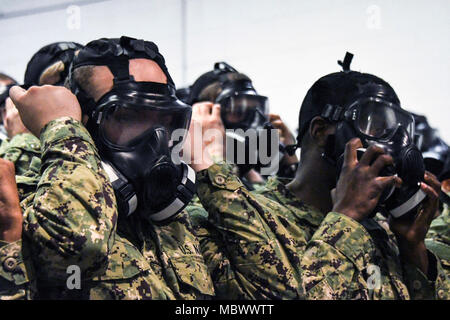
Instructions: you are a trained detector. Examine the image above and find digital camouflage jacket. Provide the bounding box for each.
[301,211,449,300]
[4,117,214,300]
[191,162,326,299]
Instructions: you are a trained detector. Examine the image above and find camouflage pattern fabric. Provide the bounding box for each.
[426,193,450,284]
[0,133,41,200]
[301,211,449,300]
[20,117,213,300]
[0,240,36,300]
[0,132,41,177]
[193,162,326,299]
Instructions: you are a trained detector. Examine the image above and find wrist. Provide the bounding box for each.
[398,240,429,274]
[0,214,22,243]
[332,203,364,222]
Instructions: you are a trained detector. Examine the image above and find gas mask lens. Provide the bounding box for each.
[100,105,191,147]
[221,94,268,127]
[351,98,414,140]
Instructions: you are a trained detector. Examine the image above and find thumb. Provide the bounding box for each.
[8,86,26,107]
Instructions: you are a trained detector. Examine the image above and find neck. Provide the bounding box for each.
[286,153,335,215]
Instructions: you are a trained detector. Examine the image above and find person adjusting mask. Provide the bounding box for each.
[68,36,196,222]
[188,62,285,178]
[297,52,426,220]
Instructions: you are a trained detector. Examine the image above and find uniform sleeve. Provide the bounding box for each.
[426,199,450,281]
[0,133,41,201]
[22,117,118,285]
[187,202,252,299]
[0,133,41,177]
[301,212,378,299]
[402,249,450,300]
[195,162,302,299]
[0,240,35,300]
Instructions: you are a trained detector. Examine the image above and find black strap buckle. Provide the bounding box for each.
[321,104,343,121]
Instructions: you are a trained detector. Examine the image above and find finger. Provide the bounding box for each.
[420,181,439,200]
[4,98,15,113]
[8,86,26,106]
[343,138,362,169]
[330,188,337,205]
[377,175,402,191]
[370,153,394,176]
[198,102,213,115]
[211,103,221,118]
[424,171,441,193]
[269,114,281,122]
[270,120,284,129]
[359,145,386,166]
[192,102,204,117]
[416,182,439,225]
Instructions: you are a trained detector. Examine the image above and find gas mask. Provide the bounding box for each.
[207,62,282,176]
[323,84,426,220]
[413,112,449,178]
[69,37,196,222]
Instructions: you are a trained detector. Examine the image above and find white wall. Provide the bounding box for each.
[1,0,449,142]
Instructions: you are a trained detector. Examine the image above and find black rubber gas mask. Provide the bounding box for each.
[69,37,196,222]
[94,82,195,222]
[324,89,426,220]
[209,63,281,176]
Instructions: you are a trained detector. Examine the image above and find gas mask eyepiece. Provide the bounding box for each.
[330,95,426,220]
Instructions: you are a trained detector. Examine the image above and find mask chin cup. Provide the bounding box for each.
[148,162,196,222]
[102,161,196,222]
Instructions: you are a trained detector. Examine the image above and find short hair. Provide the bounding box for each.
[72,65,96,99]
[197,72,251,102]
[0,72,17,84]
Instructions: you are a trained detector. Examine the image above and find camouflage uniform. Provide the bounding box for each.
[426,193,450,282]
[0,133,41,177]
[0,134,40,299]
[20,117,214,299]
[192,162,326,299]
[301,211,449,299]
[0,133,41,201]
[0,240,35,300]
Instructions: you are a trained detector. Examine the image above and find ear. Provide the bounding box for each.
[309,116,335,147]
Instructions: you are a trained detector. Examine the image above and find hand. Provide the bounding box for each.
[9,85,82,137]
[184,102,225,172]
[0,158,22,242]
[269,113,299,165]
[389,171,441,275]
[332,138,402,222]
[3,97,30,138]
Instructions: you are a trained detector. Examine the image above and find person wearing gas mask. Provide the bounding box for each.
[0,42,83,200]
[188,62,297,189]
[297,56,448,299]
[183,67,333,299]
[0,157,35,300]
[413,113,450,279]
[9,36,214,299]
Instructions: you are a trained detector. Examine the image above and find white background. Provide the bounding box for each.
[0,0,449,142]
